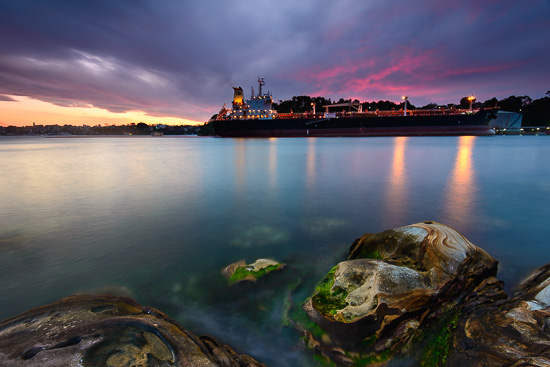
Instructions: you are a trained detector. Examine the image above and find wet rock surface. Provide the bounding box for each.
[0,295,265,367]
[300,221,505,365]
[448,263,550,367]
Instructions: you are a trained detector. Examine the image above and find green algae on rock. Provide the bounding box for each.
[311,266,350,319]
[0,295,265,367]
[222,258,285,285]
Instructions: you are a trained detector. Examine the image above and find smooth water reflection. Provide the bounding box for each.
[1,136,550,366]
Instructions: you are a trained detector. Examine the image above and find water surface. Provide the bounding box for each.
[1,135,549,366]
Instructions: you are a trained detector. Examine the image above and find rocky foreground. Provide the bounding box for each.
[294,221,550,366]
[0,295,264,367]
[1,221,550,366]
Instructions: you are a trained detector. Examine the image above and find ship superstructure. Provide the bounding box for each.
[216,77,277,121]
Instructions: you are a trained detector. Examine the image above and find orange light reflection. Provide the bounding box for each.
[384,137,408,226]
[444,136,477,229]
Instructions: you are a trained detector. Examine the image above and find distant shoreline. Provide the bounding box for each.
[0,134,205,138]
[44,135,203,138]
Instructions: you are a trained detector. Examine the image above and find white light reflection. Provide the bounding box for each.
[306,138,317,189]
[234,139,247,196]
[268,138,278,190]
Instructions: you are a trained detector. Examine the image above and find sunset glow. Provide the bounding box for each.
[0,96,201,127]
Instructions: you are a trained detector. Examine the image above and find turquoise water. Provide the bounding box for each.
[1,135,549,365]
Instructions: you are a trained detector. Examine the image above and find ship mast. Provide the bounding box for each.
[258,77,265,96]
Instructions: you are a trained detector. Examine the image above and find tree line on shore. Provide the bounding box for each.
[272,91,550,125]
[0,122,200,136]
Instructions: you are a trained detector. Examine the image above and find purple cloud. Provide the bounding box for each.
[0,0,548,122]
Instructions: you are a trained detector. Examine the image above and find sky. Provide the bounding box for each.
[1,0,549,127]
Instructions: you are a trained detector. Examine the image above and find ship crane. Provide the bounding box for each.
[323,100,363,113]
[216,103,229,120]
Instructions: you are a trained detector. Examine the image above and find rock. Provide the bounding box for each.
[0,295,265,367]
[301,221,502,365]
[222,259,285,285]
[448,263,550,367]
[348,221,498,288]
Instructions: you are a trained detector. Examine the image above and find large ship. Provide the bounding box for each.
[211,78,497,137]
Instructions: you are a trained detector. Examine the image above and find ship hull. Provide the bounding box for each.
[212,110,496,137]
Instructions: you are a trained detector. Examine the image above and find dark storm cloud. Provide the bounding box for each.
[0,0,549,121]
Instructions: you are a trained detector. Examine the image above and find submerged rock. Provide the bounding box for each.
[229,226,289,248]
[222,259,285,285]
[302,217,348,237]
[0,295,265,367]
[301,221,503,365]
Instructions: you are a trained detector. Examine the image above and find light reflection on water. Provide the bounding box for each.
[1,135,550,366]
[443,136,477,230]
[384,136,408,226]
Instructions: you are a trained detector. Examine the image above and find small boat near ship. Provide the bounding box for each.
[211,78,498,137]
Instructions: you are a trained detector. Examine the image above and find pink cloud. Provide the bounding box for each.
[293,47,438,99]
[441,62,525,78]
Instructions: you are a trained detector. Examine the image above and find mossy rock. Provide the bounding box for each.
[311,265,350,319]
[222,259,285,285]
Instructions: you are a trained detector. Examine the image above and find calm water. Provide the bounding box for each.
[1,135,549,365]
